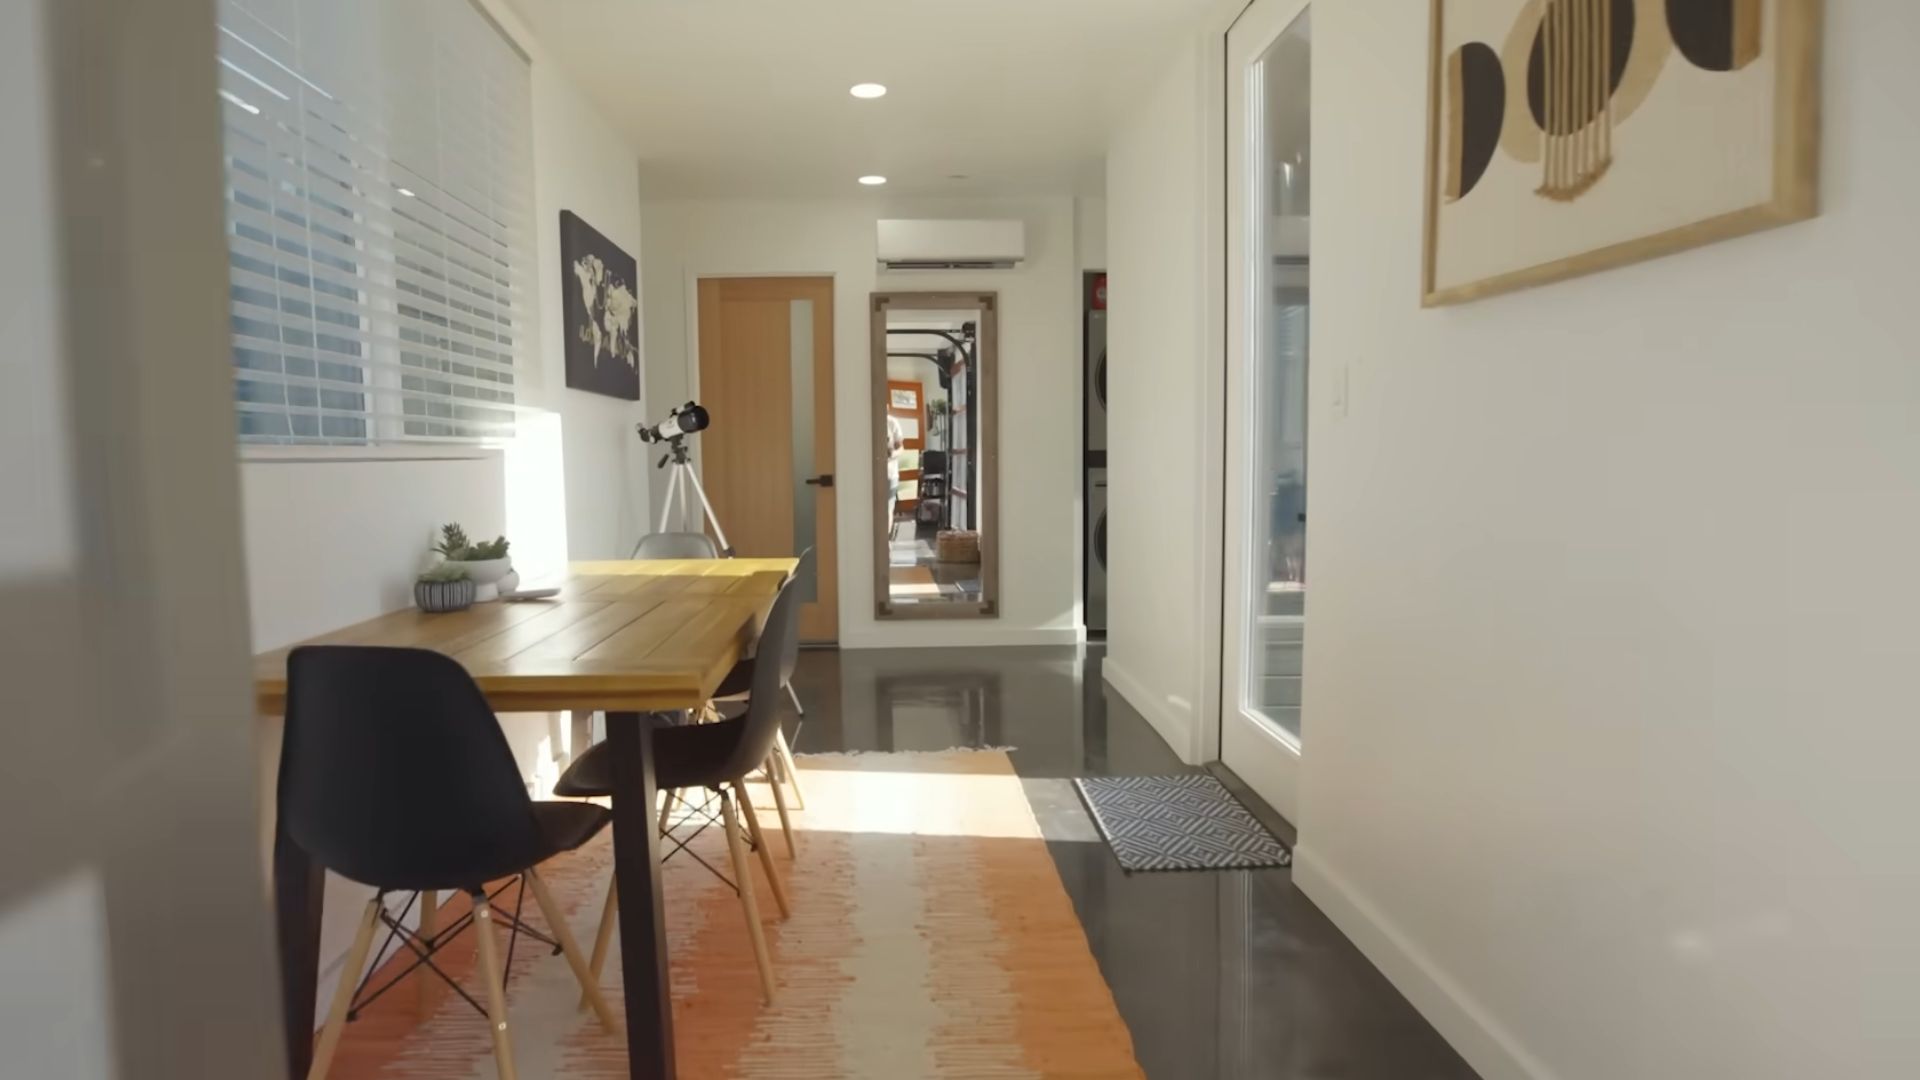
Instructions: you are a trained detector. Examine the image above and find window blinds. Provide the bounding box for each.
[217,0,535,444]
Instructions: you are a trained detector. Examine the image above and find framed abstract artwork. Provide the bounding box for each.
[560,210,641,400]
[1422,0,1822,306]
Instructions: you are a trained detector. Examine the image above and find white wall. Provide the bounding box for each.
[885,356,935,398]
[1076,195,1108,271]
[522,16,653,562]
[640,195,1085,648]
[241,454,508,649]
[1103,44,1212,761]
[1299,5,1920,1080]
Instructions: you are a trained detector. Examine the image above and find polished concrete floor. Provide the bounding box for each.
[774,644,1479,1080]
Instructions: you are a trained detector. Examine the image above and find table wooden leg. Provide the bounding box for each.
[606,711,676,1080]
[274,828,325,1080]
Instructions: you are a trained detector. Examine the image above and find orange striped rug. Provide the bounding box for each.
[325,749,1145,1079]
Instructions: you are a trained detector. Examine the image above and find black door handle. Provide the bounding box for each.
[805,474,834,488]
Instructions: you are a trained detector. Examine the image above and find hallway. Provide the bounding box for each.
[782,645,1477,1080]
[11,0,1899,1075]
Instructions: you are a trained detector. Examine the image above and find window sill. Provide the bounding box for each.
[238,444,503,465]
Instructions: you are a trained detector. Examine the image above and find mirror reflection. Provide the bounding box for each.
[873,294,996,618]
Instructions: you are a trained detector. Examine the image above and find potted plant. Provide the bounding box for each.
[434,523,513,600]
[927,397,951,443]
[414,562,477,613]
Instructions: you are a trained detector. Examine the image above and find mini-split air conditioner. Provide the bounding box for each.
[876,219,1026,271]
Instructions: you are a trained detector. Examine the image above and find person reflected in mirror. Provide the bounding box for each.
[885,412,904,539]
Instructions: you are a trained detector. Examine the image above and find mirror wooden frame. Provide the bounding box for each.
[870,291,999,620]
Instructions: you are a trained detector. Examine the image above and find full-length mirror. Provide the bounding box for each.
[871,292,998,618]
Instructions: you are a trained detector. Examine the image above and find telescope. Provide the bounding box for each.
[630,401,732,557]
[637,401,710,444]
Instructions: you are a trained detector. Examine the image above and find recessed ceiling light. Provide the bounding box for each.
[397,187,417,198]
[858,175,888,186]
[849,83,888,99]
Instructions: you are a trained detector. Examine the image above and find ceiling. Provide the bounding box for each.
[505,0,1224,198]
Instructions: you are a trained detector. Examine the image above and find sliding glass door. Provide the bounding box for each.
[1221,0,1310,822]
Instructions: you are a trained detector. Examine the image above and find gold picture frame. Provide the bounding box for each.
[1422,0,1822,307]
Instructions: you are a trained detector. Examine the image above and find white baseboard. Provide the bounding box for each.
[1291,844,1554,1080]
[839,626,1083,650]
[1100,656,1199,764]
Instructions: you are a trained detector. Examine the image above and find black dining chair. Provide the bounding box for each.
[555,563,804,1004]
[708,547,815,848]
[634,531,721,559]
[280,646,621,1080]
[631,529,719,733]
[620,533,798,847]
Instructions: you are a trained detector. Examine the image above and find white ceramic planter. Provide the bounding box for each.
[444,557,511,601]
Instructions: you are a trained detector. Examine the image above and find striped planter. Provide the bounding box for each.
[413,578,476,613]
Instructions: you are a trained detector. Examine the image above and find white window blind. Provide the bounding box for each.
[217,0,535,445]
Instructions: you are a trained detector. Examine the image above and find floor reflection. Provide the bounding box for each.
[769,645,1479,1080]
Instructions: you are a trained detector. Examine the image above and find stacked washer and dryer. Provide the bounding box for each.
[1084,273,1107,635]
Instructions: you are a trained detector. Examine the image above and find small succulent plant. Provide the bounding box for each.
[434,523,472,560]
[417,562,471,583]
[435,523,510,561]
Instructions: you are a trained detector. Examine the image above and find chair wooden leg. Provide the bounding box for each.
[734,780,790,919]
[658,788,679,835]
[307,897,381,1080]
[582,877,618,1006]
[784,681,805,716]
[774,727,806,810]
[764,755,797,859]
[470,890,518,1080]
[720,788,777,1004]
[415,890,439,1012]
[526,868,623,1035]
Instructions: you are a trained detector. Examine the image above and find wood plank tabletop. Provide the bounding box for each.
[253,558,796,715]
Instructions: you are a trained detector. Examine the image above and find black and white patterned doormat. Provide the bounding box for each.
[1073,774,1292,872]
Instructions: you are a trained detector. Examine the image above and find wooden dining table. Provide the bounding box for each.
[257,557,797,1080]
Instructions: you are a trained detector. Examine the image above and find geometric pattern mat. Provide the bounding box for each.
[1073,774,1292,872]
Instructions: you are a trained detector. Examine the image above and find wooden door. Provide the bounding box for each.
[696,276,838,642]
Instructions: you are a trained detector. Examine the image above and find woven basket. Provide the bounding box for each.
[936,529,981,563]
